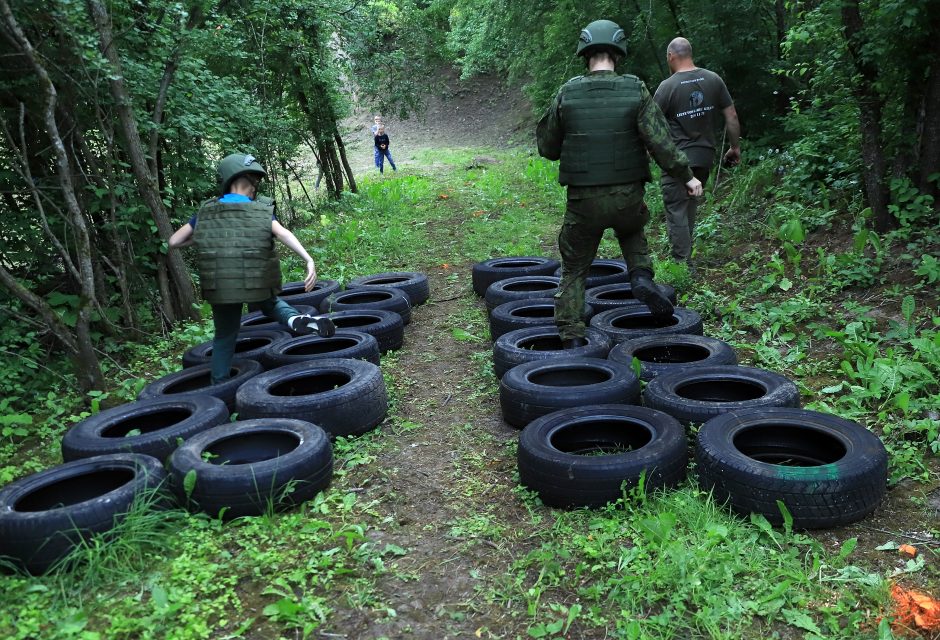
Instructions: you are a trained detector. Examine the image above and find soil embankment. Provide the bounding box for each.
[341,67,534,175]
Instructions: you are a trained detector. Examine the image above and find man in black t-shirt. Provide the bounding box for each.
[654,37,740,264]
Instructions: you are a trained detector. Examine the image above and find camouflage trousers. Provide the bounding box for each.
[555,183,652,341]
[661,166,710,262]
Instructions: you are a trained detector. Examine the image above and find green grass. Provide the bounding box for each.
[484,484,890,640]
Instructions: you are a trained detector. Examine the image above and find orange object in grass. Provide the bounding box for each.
[891,583,940,633]
[899,544,919,558]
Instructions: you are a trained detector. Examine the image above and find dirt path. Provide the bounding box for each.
[321,229,532,637]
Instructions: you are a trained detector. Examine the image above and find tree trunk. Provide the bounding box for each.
[841,0,893,232]
[918,30,940,205]
[665,0,686,34]
[335,131,357,194]
[75,118,139,327]
[150,6,205,178]
[773,0,790,116]
[629,0,668,78]
[280,158,295,213]
[324,139,342,195]
[314,134,340,198]
[86,0,199,322]
[0,0,104,391]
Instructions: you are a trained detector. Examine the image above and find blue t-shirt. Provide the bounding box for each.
[189,194,274,228]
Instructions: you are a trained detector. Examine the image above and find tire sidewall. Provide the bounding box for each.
[235,359,388,437]
[62,395,230,461]
[643,365,801,425]
[168,419,332,518]
[590,307,704,343]
[260,331,381,368]
[608,334,737,381]
[493,327,612,379]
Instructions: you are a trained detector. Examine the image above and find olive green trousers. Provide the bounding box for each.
[555,183,652,341]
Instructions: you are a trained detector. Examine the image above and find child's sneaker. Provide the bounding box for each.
[289,315,336,337]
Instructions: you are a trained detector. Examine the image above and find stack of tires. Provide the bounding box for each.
[473,256,888,528]
[0,271,427,574]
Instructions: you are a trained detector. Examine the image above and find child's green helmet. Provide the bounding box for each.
[217,153,266,193]
[576,19,628,58]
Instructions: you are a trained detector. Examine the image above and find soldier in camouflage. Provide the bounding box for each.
[169,153,335,383]
[537,19,703,348]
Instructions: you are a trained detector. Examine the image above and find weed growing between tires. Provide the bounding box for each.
[0,148,937,638]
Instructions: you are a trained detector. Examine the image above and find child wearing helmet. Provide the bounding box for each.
[168,153,335,383]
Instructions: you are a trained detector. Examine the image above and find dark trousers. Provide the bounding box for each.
[210,297,298,383]
[661,166,710,261]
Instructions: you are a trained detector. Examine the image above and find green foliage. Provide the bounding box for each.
[888,177,936,229]
[0,489,387,639]
[1,136,935,639]
[497,486,888,639]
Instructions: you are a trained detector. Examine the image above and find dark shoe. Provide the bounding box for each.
[631,273,674,318]
[314,316,336,337]
[561,337,587,350]
[289,315,336,337]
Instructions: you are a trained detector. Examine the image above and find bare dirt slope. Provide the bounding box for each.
[341,67,534,175]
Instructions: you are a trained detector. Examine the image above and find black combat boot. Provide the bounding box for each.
[289,314,337,337]
[561,336,587,349]
[630,269,674,318]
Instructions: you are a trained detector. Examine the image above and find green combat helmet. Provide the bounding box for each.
[217,153,267,194]
[576,19,627,58]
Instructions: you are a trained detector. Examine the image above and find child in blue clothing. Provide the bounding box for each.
[374,125,397,173]
[168,153,335,383]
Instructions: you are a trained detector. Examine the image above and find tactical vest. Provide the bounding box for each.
[558,74,651,187]
[192,197,281,304]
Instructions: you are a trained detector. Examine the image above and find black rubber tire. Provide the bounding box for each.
[319,287,412,325]
[484,276,560,313]
[0,454,169,574]
[589,306,703,344]
[608,334,738,381]
[585,282,678,313]
[500,357,640,428]
[643,365,801,426]
[321,310,404,353]
[240,304,315,331]
[62,395,230,462]
[279,280,342,309]
[696,407,888,528]
[168,418,333,520]
[137,359,263,412]
[553,258,631,288]
[260,331,381,368]
[182,330,291,368]
[492,326,612,379]
[236,359,388,438]
[472,256,560,297]
[488,298,594,341]
[346,272,430,306]
[518,405,687,509]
